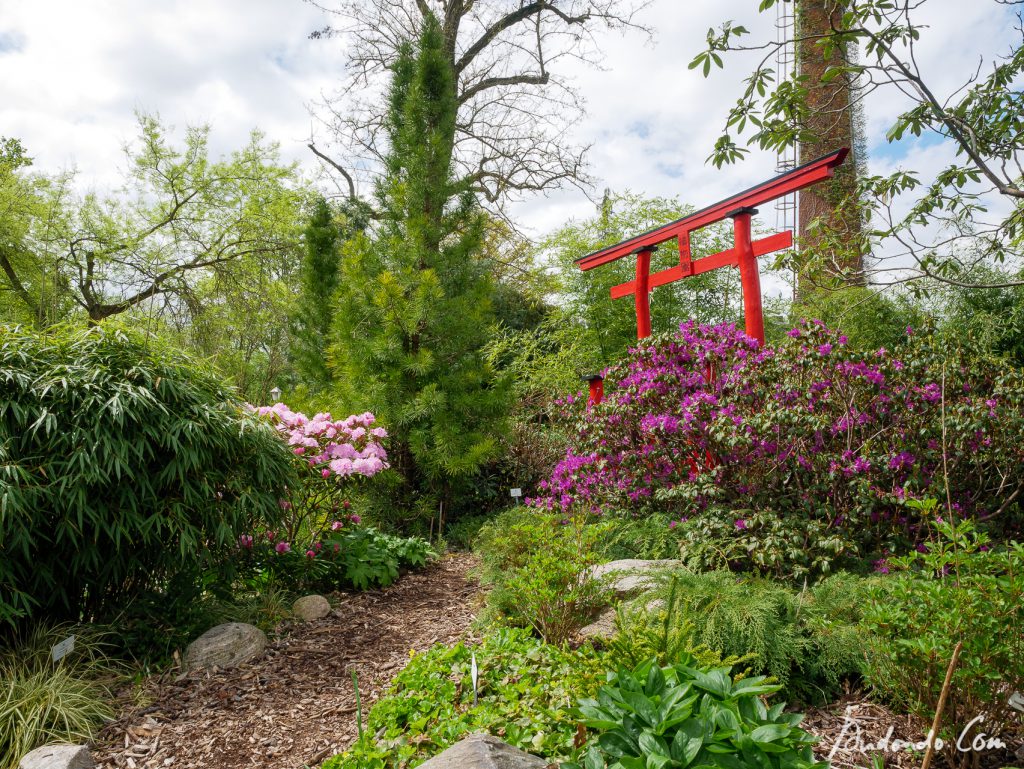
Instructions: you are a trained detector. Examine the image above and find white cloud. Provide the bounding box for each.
[0,0,348,185]
[0,0,1014,250]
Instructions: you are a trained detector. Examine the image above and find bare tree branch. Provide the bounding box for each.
[308,142,358,201]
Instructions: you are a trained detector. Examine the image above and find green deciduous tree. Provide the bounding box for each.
[0,116,305,325]
[334,14,509,524]
[0,137,70,326]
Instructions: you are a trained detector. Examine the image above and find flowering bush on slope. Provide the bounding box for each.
[240,405,431,591]
[530,321,1024,576]
[252,403,388,542]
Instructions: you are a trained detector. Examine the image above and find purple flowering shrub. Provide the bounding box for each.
[530,321,1024,576]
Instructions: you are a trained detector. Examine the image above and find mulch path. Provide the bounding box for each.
[93,553,481,769]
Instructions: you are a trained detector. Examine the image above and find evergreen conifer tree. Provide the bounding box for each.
[291,197,340,390]
[334,13,507,522]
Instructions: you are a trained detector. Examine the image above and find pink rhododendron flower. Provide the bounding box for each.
[275,541,291,554]
[237,534,254,549]
[305,549,316,559]
[349,514,361,524]
[331,520,344,531]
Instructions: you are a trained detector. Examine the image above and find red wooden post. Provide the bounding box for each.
[728,206,765,345]
[634,247,653,339]
[582,374,604,406]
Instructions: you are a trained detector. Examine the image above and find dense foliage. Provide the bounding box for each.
[0,325,295,631]
[863,518,1023,751]
[566,657,826,769]
[477,507,609,643]
[531,320,1024,576]
[322,628,608,769]
[236,523,434,592]
[628,571,872,702]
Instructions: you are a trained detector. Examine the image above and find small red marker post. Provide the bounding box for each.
[581,374,604,406]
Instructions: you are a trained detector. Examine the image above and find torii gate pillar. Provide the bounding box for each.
[730,206,763,343]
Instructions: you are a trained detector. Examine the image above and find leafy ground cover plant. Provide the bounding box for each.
[0,624,119,769]
[0,324,295,634]
[564,656,826,769]
[530,320,1024,577]
[322,628,608,769]
[235,520,435,592]
[862,516,1024,758]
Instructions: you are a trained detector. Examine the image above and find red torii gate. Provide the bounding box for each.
[576,148,849,348]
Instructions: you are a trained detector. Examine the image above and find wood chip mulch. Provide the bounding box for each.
[803,693,1022,769]
[92,553,481,769]
[804,694,929,769]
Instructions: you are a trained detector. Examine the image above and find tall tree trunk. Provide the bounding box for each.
[796,0,865,296]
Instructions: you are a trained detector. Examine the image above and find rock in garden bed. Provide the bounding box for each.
[184,622,267,672]
[19,744,95,769]
[292,594,331,621]
[586,559,680,598]
[417,733,547,768]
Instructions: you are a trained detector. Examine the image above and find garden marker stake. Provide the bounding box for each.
[471,650,479,706]
[576,148,849,344]
[921,641,963,769]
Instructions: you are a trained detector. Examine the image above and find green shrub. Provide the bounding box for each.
[322,627,608,769]
[532,321,1024,577]
[863,517,1024,751]
[638,570,871,702]
[236,524,435,593]
[478,510,608,643]
[597,514,681,561]
[0,625,119,769]
[0,324,295,633]
[564,656,826,769]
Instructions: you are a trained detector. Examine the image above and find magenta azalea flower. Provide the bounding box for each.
[275,541,291,554]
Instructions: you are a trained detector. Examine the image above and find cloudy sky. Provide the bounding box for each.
[0,0,1016,243]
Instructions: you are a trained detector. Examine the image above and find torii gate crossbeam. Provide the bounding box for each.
[575,148,849,344]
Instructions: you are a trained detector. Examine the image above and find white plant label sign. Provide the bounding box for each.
[51,634,75,663]
[510,488,522,498]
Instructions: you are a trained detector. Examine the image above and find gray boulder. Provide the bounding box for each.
[417,734,547,768]
[579,607,618,640]
[19,744,95,769]
[292,594,331,621]
[184,622,267,672]
[587,559,680,598]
